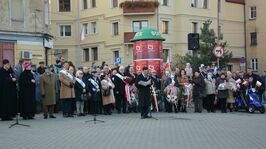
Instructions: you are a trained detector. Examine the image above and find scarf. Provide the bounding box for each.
[89,78,99,92]
[60,69,73,80]
[76,77,86,88]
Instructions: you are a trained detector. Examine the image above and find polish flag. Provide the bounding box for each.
[165,56,171,70]
[80,27,85,41]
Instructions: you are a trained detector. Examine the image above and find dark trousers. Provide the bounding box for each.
[62,99,73,115]
[104,104,112,114]
[141,106,149,117]
[206,94,215,112]
[194,96,203,112]
[219,98,227,113]
[90,100,99,115]
[115,94,127,113]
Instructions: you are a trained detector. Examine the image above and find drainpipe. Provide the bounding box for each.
[244,3,247,72]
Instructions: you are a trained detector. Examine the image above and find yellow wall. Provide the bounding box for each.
[50,0,245,72]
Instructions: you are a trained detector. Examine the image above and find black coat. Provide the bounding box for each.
[192,76,206,97]
[19,70,36,116]
[151,75,161,90]
[74,78,88,101]
[136,74,151,107]
[87,77,101,101]
[112,73,126,96]
[0,67,17,118]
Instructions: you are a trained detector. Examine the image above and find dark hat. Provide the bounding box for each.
[31,64,36,68]
[91,70,97,74]
[2,59,9,65]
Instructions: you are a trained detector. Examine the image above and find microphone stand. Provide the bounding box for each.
[85,92,104,124]
[10,80,30,128]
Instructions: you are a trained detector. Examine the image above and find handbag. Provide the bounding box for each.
[102,89,111,96]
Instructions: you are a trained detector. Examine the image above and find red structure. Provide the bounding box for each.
[131,28,165,76]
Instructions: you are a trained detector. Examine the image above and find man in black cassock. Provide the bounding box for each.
[136,67,152,119]
[0,59,17,121]
[19,62,36,120]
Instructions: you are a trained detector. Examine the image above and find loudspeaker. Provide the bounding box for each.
[188,33,200,50]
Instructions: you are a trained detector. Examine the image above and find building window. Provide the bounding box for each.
[250,32,257,46]
[163,49,170,62]
[91,22,97,34]
[251,58,258,71]
[59,0,71,12]
[11,0,24,21]
[192,22,198,33]
[91,47,98,61]
[203,0,208,9]
[83,48,90,61]
[83,0,88,9]
[111,0,118,8]
[191,0,197,7]
[162,21,169,34]
[249,6,256,20]
[113,50,119,61]
[133,20,148,32]
[112,22,119,36]
[59,25,71,37]
[161,0,168,6]
[83,23,88,35]
[90,0,96,8]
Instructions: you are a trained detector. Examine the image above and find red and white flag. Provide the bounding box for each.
[80,27,85,41]
[165,56,171,70]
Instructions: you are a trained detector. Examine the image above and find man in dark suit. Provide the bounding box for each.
[136,67,152,119]
[112,66,127,113]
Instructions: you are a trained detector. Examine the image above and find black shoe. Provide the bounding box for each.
[44,115,48,119]
[49,115,56,118]
[68,114,74,117]
[28,117,34,120]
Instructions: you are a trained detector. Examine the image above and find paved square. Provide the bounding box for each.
[0,111,266,149]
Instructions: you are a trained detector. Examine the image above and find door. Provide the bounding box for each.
[0,42,15,67]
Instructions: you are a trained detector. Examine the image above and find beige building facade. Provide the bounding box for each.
[0,0,51,66]
[50,0,245,71]
[245,0,266,74]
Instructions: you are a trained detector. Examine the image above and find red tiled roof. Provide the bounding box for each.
[226,0,245,5]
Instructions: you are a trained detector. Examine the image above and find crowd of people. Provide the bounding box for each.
[0,57,265,121]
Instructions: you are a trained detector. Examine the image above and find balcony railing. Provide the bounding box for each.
[120,1,159,15]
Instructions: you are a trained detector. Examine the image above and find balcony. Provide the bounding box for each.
[124,32,136,43]
[120,1,159,16]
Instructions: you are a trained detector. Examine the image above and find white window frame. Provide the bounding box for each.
[89,0,96,8]
[90,21,97,34]
[112,50,120,62]
[112,22,119,36]
[91,47,98,61]
[251,58,258,71]
[163,48,171,62]
[162,20,170,34]
[111,0,118,8]
[132,20,149,32]
[191,0,198,8]
[160,0,169,6]
[249,6,256,20]
[58,0,72,12]
[83,48,90,62]
[82,23,88,35]
[83,0,88,10]
[58,24,72,37]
